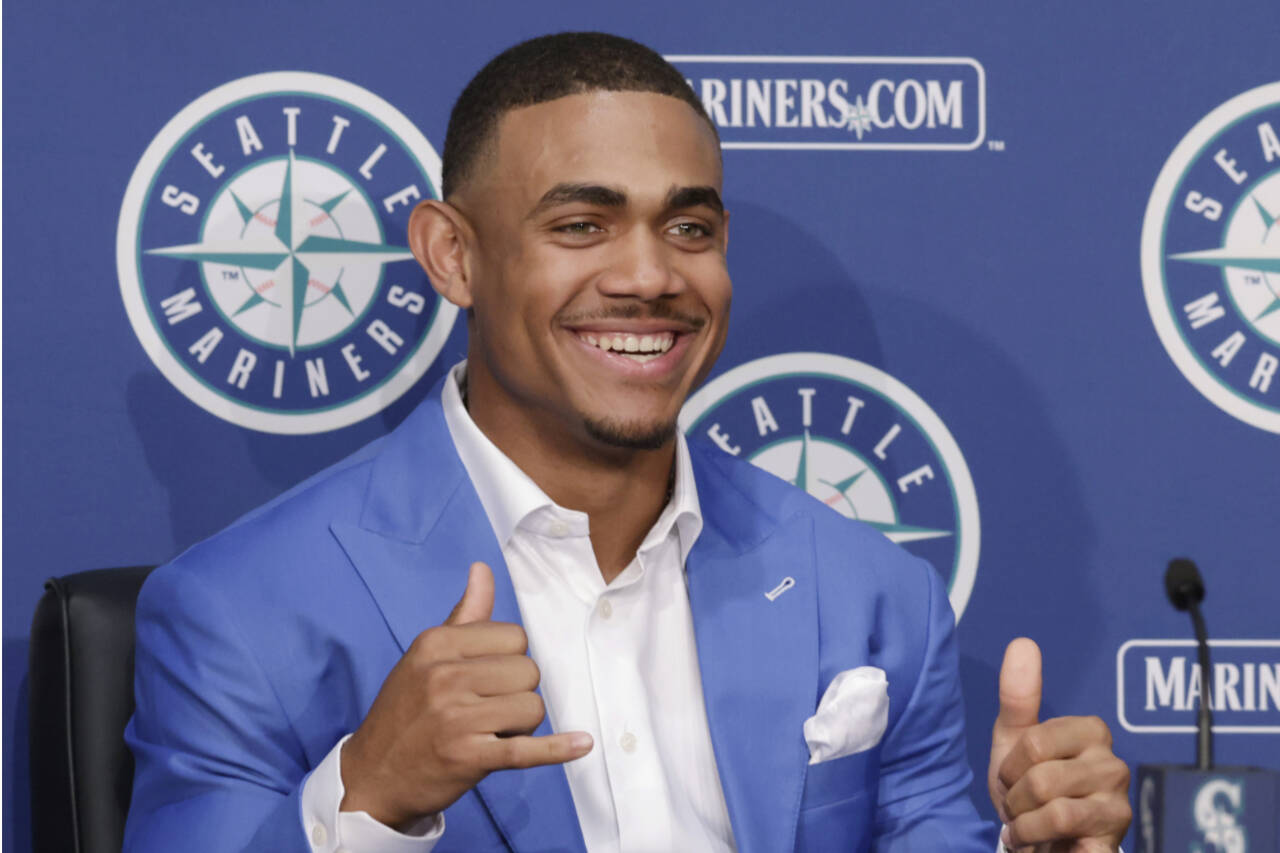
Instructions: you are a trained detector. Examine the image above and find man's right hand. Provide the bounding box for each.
[339,561,594,830]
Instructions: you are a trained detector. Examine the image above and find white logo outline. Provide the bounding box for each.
[117,71,457,434]
[666,54,987,151]
[1140,81,1280,433]
[1114,638,1280,734]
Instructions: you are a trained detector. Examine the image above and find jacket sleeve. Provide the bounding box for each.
[123,564,313,853]
[871,559,993,852]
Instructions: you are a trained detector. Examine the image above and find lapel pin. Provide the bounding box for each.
[764,576,796,601]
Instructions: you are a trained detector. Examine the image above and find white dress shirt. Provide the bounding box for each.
[300,362,736,852]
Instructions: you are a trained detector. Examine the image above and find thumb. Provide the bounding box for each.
[995,637,1042,732]
[446,561,494,625]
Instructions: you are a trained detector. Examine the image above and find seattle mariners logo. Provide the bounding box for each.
[1141,81,1280,433]
[680,353,980,619]
[117,72,457,433]
[1192,778,1246,853]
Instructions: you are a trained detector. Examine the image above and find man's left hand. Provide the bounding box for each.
[988,638,1132,852]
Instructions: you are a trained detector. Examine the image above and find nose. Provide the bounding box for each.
[597,227,686,300]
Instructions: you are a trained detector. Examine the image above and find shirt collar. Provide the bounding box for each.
[440,361,703,563]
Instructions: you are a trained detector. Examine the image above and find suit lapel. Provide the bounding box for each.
[687,450,820,853]
[330,479,507,653]
[330,384,586,853]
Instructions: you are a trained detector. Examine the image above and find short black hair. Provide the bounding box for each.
[441,32,716,198]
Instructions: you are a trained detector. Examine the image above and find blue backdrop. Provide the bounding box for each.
[5,2,1279,850]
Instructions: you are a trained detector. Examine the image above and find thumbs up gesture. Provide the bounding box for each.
[339,562,593,830]
[988,638,1131,851]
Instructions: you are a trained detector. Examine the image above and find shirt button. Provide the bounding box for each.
[619,731,638,753]
[549,520,570,537]
[597,599,613,619]
[310,822,329,847]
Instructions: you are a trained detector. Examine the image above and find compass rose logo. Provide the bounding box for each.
[117,72,457,434]
[680,352,981,619]
[1141,81,1280,433]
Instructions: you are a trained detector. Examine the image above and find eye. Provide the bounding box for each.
[554,221,603,235]
[668,221,713,239]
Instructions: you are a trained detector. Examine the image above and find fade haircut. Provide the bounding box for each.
[441,32,717,198]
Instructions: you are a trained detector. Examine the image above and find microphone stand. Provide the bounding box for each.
[1185,597,1212,770]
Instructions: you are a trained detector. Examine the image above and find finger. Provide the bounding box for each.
[444,622,529,659]
[1004,754,1131,819]
[996,637,1042,732]
[411,620,527,661]
[999,716,1114,790]
[461,692,547,737]
[432,654,540,697]
[446,562,495,625]
[479,731,594,770]
[1003,793,1132,848]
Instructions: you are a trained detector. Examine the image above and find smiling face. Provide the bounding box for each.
[437,90,730,457]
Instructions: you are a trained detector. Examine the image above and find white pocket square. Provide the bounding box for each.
[803,666,889,765]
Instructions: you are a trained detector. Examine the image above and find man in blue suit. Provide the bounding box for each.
[125,33,1131,852]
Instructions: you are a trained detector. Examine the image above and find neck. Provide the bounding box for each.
[464,369,675,584]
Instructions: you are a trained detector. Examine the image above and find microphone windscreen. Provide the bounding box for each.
[1165,558,1205,611]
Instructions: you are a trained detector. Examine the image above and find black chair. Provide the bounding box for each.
[29,567,155,853]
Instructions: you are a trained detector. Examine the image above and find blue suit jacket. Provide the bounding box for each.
[124,378,991,852]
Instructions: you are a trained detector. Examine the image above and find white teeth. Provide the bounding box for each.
[580,331,675,355]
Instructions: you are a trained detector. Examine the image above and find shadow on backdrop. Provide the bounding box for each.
[709,199,886,375]
[124,325,464,560]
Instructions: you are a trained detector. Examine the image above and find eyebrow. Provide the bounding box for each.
[528,183,725,219]
[529,183,627,218]
[665,185,724,215]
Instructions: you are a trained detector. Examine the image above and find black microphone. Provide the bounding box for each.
[1164,557,1204,611]
[1164,558,1212,770]
[1138,559,1277,851]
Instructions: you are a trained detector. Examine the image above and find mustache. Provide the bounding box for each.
[558,303,707,328]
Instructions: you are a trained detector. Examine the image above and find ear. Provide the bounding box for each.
[408,199,475,309]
